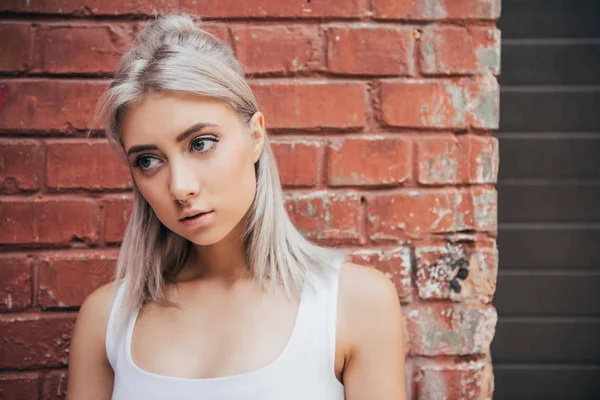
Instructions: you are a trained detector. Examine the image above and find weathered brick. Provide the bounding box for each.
[180,0,362,18]
[420,26,501,75]
[46,140,132,191]
[103,195,133,244]
[42,369,68,400]
[0,80,107,132]
[328,136,411,186]
[285,191,361,242]
[0,0,177,15]
[0,23,34,72]
[272,140,322,187]
[413,358,495,400]
[0,372,40,399]
[0,199,100,245]
[367,188,497,240]
[415,242,498,302]
[0,255,33,311]
[38,251,117,308]
[0,139,44,194]
[373,0,501,20]
[405,303,497,356]
[380,74,499,129]
[232,25,323,75]
[349,247,412,301]
[0,313,75,369]
[252,81,366,130]
[367,189,467,240]
[32,24,134,74]
[326,25,414,76]
[471,187,497,232]
[463,73,500,129]
[416,135,499,184]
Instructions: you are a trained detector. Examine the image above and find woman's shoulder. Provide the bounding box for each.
[337,261,405,349]
[74,282,120,344]
[335,262,406,394]
[338,261,400,308]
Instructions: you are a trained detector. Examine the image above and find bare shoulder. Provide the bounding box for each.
[66,282,118,399]
[338,261,402,318]
[337,262,407,398]
[79,281,118,326]
[72,281,118,355]
[337,262,405,352]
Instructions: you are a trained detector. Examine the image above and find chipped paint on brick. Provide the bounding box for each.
[472,189,497,231]
[420,140,459,184]
[474,140,498,183]
[407,304,497,355]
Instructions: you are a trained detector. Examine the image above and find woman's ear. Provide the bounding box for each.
[249,111,266,163]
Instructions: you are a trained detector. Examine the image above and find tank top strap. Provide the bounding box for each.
[326,257,344,371]
[289,256,345,381]
[105,281,128,370]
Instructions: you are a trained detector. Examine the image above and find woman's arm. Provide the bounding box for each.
[66,283,115,400]
[339,263,407,400]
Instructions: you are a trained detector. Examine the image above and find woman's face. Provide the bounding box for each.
[120,91,265,246]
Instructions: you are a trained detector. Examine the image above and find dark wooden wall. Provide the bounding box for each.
[492,0,600,399]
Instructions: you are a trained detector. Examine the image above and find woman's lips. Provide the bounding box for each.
[180,211,214,227]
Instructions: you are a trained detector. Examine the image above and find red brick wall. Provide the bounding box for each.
[0,1,501,398]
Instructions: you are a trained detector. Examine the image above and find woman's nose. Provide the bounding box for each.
[169,160,200,202]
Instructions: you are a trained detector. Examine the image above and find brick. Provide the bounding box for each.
[103,195,133,244]
[252,81,366,130]
[420,26,500,75]
[416,135,499,185]
[405,303,497,356]
[0,23,34,72]
[349,247,412,301]
[328,136,411,186]
[0,256,33,311]
[32,24,134,74]
[0,139,44,194]
[326,25,414,76]
[367,189,465,239]
[366,188,497,240]
[373,0,500,20]
[463,72,500,129]
[285,191,361,242]
[414,358,494,400]
[471,187,497,232]
[38,251,117,308]
[415,242,498,302]
[46,140,132,191]
[0,199,100,245]
[0,313,75,369]
[42,370,68,400]
[232,25,323,75]
[380,74,499,129]
[0,80,107,132]
[272,140,321,187]
[180,0,362,18]
[0,372,40,399]
[0,0,177,15]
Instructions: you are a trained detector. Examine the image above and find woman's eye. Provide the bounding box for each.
[191,137,218,153]
[134,156,161,171]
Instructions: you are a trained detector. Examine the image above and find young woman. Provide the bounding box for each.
[67,13,406,400]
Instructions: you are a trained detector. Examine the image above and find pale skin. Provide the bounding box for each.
[67,91,407,399]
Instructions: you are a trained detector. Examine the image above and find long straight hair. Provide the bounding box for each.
[96,13,345,325]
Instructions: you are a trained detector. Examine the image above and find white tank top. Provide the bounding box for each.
[105,259,346,399]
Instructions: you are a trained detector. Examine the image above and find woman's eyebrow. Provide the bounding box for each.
[175,122,219,143]
[126,122,219,157]
[126,144,158,157]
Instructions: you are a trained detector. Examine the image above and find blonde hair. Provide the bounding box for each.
[96,13,345,323]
